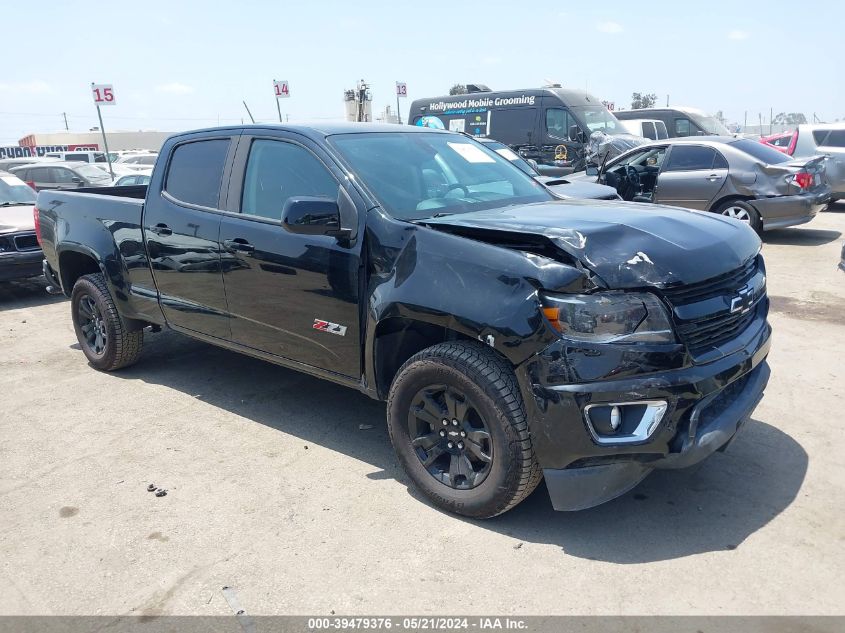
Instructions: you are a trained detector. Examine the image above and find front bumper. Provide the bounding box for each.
[0,250,43,282]
[516,312,771,511]
[751,188,830,231]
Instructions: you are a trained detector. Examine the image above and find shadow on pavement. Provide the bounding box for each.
[0,277,66,310]
[108,330,807,564]
[763,227,841,246]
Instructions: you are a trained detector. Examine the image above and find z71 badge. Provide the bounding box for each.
[313,319,347,336]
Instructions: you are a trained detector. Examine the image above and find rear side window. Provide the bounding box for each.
[664,145,717,171]
[138,155,157,165]
[241,140,338,220]
[164,139,230,208]
[64,154,88,162]
[817,129,845,147]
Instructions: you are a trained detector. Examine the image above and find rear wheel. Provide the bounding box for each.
[71,273,144,371]
[387,341,541,518]
[714,200,762,233]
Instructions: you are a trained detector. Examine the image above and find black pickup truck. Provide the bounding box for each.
[36,124,771,518]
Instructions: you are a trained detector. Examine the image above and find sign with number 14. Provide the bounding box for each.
[91,84,116,106]
[273,80,290,99]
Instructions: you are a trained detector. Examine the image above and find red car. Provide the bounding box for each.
[761,131,796,154]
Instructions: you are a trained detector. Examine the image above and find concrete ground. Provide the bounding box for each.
[1,205,843,616]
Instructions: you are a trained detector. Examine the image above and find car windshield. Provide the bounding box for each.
[572,105,626,135]
[75,164,111,179]
[0,173,37,204]
[329,132,552,220]
[482,140,538,176]
[730,139,791,164]
[693,114,732,135]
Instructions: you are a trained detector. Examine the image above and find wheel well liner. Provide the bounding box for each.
[58,250,102,296]
[708,194,755,213]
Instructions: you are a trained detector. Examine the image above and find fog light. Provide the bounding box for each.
[584,400,668,445]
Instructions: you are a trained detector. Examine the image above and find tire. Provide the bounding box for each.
[70,273,144,371]
[387,341,542,518]
[714,199,762,233]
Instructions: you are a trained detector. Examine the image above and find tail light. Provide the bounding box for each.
[33,207,42,246]
[793,171,813,190]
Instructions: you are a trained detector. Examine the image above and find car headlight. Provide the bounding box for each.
[540,291,675,343]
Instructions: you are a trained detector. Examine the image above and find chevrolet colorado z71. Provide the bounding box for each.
[37,124,771,518]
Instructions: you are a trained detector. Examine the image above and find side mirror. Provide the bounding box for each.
[586,165,599,177]
[71,176,84,184]
[568,125,586,143]
[282,197,349,238]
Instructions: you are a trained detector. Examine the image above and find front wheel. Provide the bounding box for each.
[714,200,762,234]
[71,273,144,371]
[387,341,542,518]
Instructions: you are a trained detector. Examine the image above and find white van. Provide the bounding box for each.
[45,151,109,165]
[619,119,669,141]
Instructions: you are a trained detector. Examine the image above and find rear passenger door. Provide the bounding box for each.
[217,132,364,378]
[143,135,238,339]
[655,144,729,210]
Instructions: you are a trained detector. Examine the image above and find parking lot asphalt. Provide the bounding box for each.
[1,205,844,616]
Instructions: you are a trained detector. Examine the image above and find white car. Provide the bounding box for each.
[113,153,158,171]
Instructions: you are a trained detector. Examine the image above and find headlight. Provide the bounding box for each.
[540,291,675,343]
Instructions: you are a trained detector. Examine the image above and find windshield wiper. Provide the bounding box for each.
[0,201,35,207]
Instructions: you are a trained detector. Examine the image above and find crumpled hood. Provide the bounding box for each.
[0,204,36,234]
[423,200,761,288]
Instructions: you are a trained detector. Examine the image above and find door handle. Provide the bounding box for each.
[224,238,255,253]
[149,223,172,236]
[705,174,723,182]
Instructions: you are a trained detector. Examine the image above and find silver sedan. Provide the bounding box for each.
[572,137,831,233]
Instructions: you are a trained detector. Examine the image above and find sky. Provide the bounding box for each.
[1,0,843,144]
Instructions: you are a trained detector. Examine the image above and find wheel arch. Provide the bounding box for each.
[708,193,755,213]
[58,246,105,296]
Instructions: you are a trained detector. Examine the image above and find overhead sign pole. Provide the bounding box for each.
[91,83,116,179]
[395,81,407,125]
[273,80,290,123]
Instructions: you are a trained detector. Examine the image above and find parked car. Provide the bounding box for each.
[113,172,151,186]
[410,86,632,170]
[477,138,620,200]
[615,107,732,138]
[571,137,830,232]
[760,131,795,154]
[38,123,771,518]
[0,156,60,172]
[620,118,669,141]
[10,161,113,191]
[114,153,158,170]
[791,124,845,201]
[0,171,41,282]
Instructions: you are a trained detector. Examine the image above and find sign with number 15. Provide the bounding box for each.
[91,84,116,106]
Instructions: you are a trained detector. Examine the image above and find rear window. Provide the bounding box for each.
[730,139,790,164]
[164,139,230,208]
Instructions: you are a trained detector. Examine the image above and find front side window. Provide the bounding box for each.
[329,132,551,221]
[675,118,692,137]
[664,145,717,171]
[545,108,576,140]
[241,140,339,220]
[164,139,230,208]
[50,167,76,183]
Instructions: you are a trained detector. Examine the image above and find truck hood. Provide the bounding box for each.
[535,177,619,200]
[0,204,35,233]
[422,200,761,288]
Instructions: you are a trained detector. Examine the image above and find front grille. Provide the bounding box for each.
[661,256,764,355]
[13,233,39,251]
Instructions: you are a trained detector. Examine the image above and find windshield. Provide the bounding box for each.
[0,174,37,204]
[481,140,538,176]
[572,105,626,135]
[694,114,732,135]
[329,132,552,220]
[75,164,112,179]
